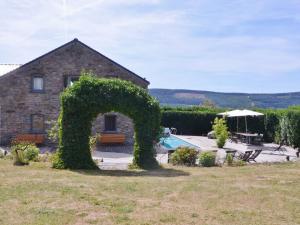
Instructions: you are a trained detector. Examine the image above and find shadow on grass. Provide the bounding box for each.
[71,167,190,177]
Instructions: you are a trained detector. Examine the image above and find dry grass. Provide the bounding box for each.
[0,159,300,225]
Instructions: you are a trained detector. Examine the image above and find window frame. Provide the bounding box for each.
[30,114,45,133]
[64,75,79,88]
[31,76,45,93]
[104,114,117,132]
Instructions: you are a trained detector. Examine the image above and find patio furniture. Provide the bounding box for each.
[99,133,125,144]
[163,128,171,137]
[170,127,177,135]
[273,139,286,154]
[247,149,262,162]
[239,150,253,161]
[252,134,263,145]
[236,132,261,145]
[229,133,239,143]
[218,109,264,133]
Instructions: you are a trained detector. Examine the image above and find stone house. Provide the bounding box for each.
[0,39,149,145]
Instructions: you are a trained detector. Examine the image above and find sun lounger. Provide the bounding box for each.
[239,150,253,162]
[247,149,262,162]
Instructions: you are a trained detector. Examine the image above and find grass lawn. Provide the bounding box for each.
[0,159,300,225]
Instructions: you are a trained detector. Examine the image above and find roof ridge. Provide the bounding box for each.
[0,39,149,85]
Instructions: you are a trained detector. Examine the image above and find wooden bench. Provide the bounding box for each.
[13,134,45,145]
[99,133,125,144]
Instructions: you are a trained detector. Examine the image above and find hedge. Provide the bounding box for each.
[53,73,161,169]
[161,111,216,135]
[161,106,300,148]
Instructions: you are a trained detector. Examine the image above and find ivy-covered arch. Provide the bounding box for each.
[52,74,161,169]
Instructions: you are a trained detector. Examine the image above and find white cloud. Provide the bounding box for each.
[0,0,300,92]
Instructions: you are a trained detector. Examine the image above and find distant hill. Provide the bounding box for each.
[149,88,300,108]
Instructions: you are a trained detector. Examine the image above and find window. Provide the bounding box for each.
[64,76,79,88]
[104,115,116,132]
[32,77,44,92]
[31,114,44,133]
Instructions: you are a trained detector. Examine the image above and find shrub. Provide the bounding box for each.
[11,142,40,165]
[171,147,198,166]
[226,153,233,166]
[213,118,229,148]
[24,145,40,161]
[199,151,216,167]
[11,142,29,165]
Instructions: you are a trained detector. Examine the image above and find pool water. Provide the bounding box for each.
[160,135,199,150]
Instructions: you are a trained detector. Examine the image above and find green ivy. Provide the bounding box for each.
[52,73,161,169]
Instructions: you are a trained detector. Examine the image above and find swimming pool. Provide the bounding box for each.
[160,135,199,150]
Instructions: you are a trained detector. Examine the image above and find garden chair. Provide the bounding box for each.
[229,133,239,143]
[247,149,262,162]
[252,135,263,146]
[238,150,253,162]
[273,139,286,154]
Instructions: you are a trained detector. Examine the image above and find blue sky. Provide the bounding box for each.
[0,0,300,93]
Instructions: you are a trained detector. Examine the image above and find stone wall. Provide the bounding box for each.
[0,39,148,145]
[92,113,134,145]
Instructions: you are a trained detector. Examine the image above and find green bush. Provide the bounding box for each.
[213,118,229,148]
[24,145,40,162]
[171,147,198,166]
[53,73,161,169]
[0,151,4,159]
[11,142,40,165]
[226,153,233,166]
[199,151,216,167]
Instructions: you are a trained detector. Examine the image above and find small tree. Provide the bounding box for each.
[213,117,228,148]
[11,142,40,165]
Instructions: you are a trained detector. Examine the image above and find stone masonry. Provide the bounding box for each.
[0,39,149,145]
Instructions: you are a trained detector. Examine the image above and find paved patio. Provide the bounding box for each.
[92,151,168,170]
[93,135,299,169]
